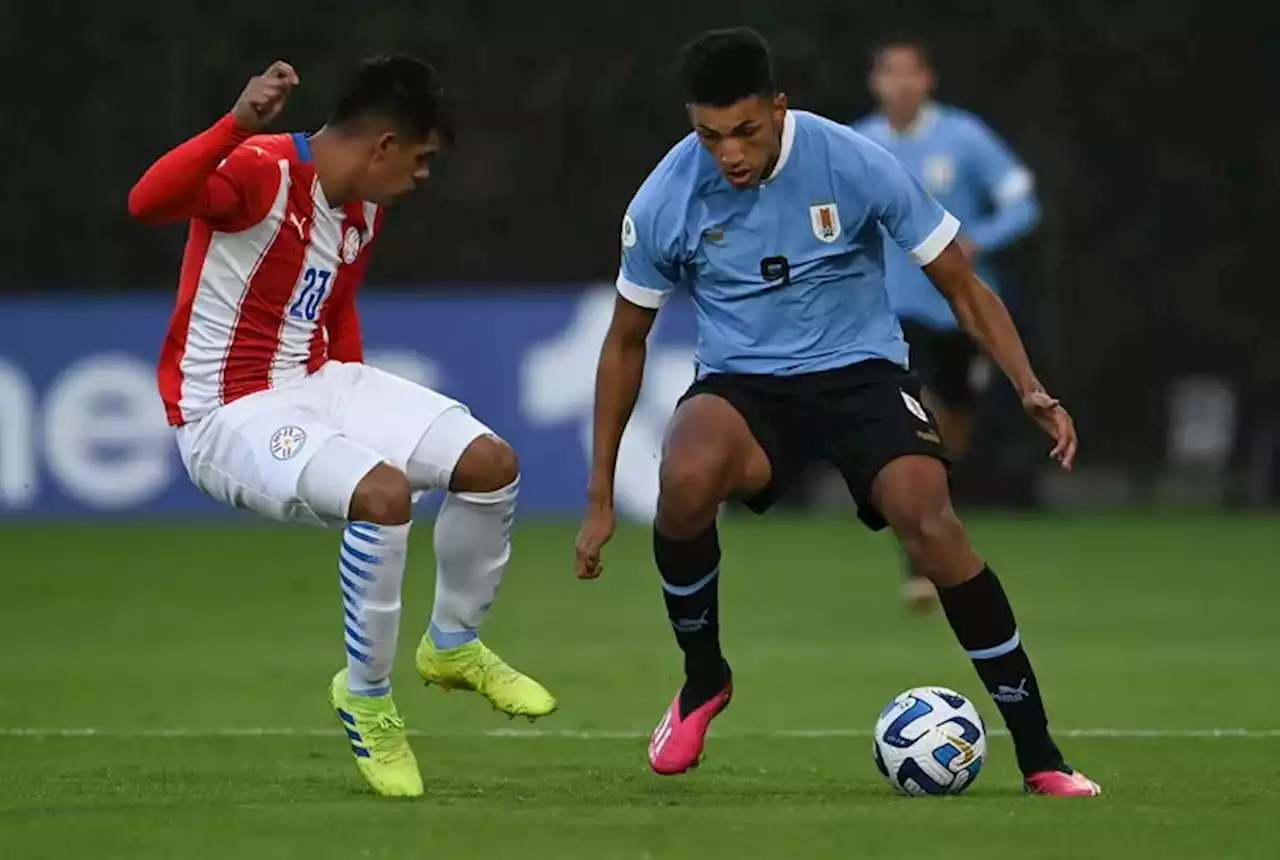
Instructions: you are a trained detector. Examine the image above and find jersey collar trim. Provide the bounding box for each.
[291,132,314,163]
[764,110,797,182]
[889,103,939,139]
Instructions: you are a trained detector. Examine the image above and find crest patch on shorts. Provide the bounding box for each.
[269,425,308,461]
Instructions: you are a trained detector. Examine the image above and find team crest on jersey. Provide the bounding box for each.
[809,203,841,243]
[269,426,308,461]
[922,155,956,192]
[341,226,363,265]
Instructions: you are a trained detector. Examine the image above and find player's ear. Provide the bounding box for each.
[771,92,788,123]
[373,131,397,156]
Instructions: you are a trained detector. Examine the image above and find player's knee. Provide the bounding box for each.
[656,456,725,537]
[349,464,413,525]
[897,505,969,576]
[450,434,519,494]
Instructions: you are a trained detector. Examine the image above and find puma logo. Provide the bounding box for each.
[992,678,1030,703]
[671,609,709,633]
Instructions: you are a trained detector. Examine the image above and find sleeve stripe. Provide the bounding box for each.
[993,168,1034,206]
[910,211,961,266]
[616,276,669,309]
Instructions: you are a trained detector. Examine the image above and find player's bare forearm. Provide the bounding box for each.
[586,296,657,509]
[923,242,1043,397]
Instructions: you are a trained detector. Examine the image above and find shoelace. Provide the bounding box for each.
[366,711,410,762]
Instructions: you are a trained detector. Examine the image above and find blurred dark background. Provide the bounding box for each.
[4,1,1278,511]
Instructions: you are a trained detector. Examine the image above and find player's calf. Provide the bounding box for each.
[652,395,766,720]
[872,455,1094,787]
[654,438,740,709]
[299,448,420,795]
[426,429,521,650]
[406,415,555,717]
[335,462,415,697]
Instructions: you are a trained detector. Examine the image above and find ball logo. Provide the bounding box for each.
[341,226,362,265]
[269,426,307,461]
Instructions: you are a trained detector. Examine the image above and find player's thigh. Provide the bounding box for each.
[175,390,369,526]
[816,361,952,531]
[663,378,777,511]
[320,361,497,492]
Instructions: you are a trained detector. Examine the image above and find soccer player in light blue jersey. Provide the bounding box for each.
[853,36,1041,611]
[575,28,1098,797]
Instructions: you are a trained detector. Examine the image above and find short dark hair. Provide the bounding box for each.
[680,28,776,107]
[870,35,932,70]
[330,54,453,143]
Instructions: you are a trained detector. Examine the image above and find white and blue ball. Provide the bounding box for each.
[872,686,986,795]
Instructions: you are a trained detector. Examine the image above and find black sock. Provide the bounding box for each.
[938,566,1064,774]
[653,521,730,717]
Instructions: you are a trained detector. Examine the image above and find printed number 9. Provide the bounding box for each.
[290,268,332,321]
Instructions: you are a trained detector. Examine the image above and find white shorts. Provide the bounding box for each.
[174,361,491,526]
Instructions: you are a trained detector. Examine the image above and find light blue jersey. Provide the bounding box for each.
[852,103,1039,330]
[617,110,958,377]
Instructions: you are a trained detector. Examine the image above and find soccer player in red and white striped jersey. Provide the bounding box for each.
[129,56,555,798]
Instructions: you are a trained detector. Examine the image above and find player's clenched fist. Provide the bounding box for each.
[232,61,299,131]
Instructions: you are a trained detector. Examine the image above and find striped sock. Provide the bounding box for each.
[339,521,411,696]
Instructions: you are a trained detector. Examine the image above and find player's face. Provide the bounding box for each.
[358,130,443,205]
[869,46,932,118]
[690,94,788,190]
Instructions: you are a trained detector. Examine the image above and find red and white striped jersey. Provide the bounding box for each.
[141,126,383,426]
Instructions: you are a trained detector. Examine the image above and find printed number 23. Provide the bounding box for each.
[290,268,332,321]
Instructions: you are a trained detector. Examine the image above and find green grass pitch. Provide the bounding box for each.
[1,513,1277,858]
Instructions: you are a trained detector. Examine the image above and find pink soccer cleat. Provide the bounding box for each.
[1024,768,1102,797]
[648,684,732,775]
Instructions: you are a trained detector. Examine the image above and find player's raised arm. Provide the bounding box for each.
[127,61,299,225]
[863,139,1077,469]
[575,203,678,579]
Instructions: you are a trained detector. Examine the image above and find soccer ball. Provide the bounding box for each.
[872,686,986,795]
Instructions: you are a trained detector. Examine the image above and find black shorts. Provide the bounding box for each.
[677,359,950,530]
[900,320,991,410]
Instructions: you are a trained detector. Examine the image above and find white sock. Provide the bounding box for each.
[340,521,411,695]
[428,478,518,649]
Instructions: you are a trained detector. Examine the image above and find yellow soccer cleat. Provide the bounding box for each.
[415,636,557,720]
[329,669,424,798]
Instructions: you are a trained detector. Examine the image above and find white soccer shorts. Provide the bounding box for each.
[174,360,492,525]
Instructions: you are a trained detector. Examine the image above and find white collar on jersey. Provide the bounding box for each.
[762,110,797,183]
[886,102,939,139]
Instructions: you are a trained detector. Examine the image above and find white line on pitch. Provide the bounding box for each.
[1,727,1278,740]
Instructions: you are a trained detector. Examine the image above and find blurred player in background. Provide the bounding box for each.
[852,37,1040,612]
[575,28,1098,797]
[128,56,555,798]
